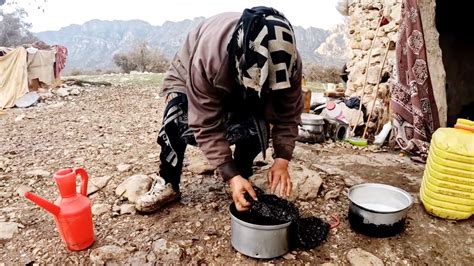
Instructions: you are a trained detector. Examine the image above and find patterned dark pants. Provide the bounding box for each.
[158,93,261,191]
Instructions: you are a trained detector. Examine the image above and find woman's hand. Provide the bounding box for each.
[229,175,257,211]
[267,158,292,197]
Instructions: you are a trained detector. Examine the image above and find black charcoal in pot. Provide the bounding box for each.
[236,187,329,250]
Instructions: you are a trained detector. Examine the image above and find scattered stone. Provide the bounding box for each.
[321,262,338,266]
[147,252,157,262]
[324,188,342,200]
[47,102,65,108]
[82,175,112,196]
[16,184,32,196]
[283,253,296,260]
[152,238,183,262]
[0,192,13,198]
[116,163,131,173]
[55,87,69,97]
[346,248,384,266]
[115,174,153,203]
[128,251,148,264]
[15,91,40,108]
[90,245,129,264]
[203,235,210,241]
[39,92,54,99]
[186,159,215,175]
[25,169,50,178]
[91,204,111,216]
[14,114,26,122]
[120,204,136,215]
[147,153,159,159]
[70,88,80,95]
[177,240,193,248]
[0,222,20,242]
[344,175,364,187]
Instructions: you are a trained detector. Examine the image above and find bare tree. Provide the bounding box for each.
[0,8,38,46]
[0,0,47,10]
[113,41,169,73]
[113,53,138,73]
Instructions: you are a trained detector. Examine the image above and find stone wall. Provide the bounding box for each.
[344,0,448,127]
[345,0,402,124]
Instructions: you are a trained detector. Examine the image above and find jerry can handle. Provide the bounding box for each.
[75,168,89,196]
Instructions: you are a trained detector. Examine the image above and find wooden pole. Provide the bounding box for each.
[351,13,384,135]
[362,43,391,139]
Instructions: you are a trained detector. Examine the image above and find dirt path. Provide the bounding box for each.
[1,80,472,264]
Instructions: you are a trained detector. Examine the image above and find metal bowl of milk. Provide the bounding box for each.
[348,183,413,237]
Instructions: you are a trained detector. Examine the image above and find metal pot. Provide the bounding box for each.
[348,183,413,237]
[301,124,324,133]
[229,204,291,259]
[298,113,325,143]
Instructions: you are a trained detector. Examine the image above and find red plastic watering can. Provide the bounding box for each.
[24,168,95,251]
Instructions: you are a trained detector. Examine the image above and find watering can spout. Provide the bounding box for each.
[24,191,60,216]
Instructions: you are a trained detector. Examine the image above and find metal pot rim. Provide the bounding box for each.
[301,113,325,125]
[229,204,292,230]
[348,183,413,214]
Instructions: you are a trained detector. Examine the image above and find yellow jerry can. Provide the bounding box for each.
[420,119,474,220]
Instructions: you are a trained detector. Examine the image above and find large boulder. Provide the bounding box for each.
[346,248,384,266]
[186,157,215,175]
[115,174,153,203]
[152,238,184,262]
[89,245,129,264]
[84,175,112,196]
[91,203,111,216]
[0,222,20,242]
[250,163,323,201]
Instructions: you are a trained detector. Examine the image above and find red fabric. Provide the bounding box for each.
[390,0,440,158]
[53,45,68,79]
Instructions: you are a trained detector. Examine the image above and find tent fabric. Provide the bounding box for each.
[0,47,29,110]
[390,0,440,161]
[53,45,68,79]
[27,49,56,86]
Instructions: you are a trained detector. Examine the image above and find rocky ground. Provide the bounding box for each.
[0,73,473,265]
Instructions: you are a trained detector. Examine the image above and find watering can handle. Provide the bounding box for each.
[75,168,89,196]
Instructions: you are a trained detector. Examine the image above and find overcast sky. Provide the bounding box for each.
[3,0,344,32]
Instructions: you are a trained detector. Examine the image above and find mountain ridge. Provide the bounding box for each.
[36,18,348,72]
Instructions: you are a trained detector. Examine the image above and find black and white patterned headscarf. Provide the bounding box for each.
[228,6,298,96]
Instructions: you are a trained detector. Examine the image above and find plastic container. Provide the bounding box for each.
[24,168,95,250]
[420,119,474,220]
[324,101,348,123]
[374,121,392,146]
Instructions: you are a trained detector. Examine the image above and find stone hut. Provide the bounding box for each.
[339,0,473,127]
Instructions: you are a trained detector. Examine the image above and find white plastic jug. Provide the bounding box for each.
[325,101,348,123]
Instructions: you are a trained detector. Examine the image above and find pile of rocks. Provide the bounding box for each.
[344,0,402,125]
